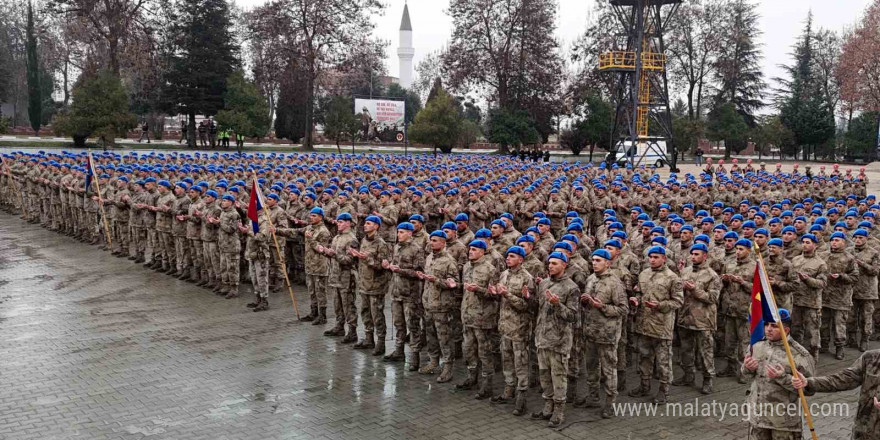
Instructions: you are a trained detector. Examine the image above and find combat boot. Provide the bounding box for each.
[835,346,845,360]
[574,386,600,408]
[456,368,478,390]
[224,287,239,299]
[548,401,565,428]
[672,371,695,387]
[372,338,386,356]
[383,344,405,362]
[566,376,578,403]
[616,370,627,392]
[716,362,737,377]
[437,362,454,383]
[701,377,714,395]
[628,379,651,398]
[247,294,261,308]
[491,385,514,403]
[253,297,269,312]
[860,337,869,352]
[419,357,440,374]
[300,306,317,322]
[600,396,616,419]
[312,307,327,326]
[407,352,421,372]
[512,390,527,416]
[475,375,494,400]
[531,399,553,420]
[341,329,358,344]
[324,323,345,337]
[652,383,669,405]
[353,333,375,350]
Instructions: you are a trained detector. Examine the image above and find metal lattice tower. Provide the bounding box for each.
[599,0,681,169]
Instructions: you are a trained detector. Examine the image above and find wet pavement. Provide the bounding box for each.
[0,210,870,440]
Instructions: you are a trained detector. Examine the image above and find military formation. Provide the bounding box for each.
[3,150,879,435]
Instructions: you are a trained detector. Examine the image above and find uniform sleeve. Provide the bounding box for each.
[839,257,859,284]
[600,279,629,318]
[693,272,722,305]
[859,252,880,277]
[334,237,358,267]
[805,354,865,394]
[803,263,828,289]
[658,275,685,313]
[553,283,579,323]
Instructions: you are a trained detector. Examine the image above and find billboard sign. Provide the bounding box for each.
[354,98,405,143]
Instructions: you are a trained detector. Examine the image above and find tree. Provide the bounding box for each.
[838,0,880,159]
[274,58,310,141]
[843,111,879,160]
[409,89,463,154]
[753,115,795,159]
[26,0,41,134]
[53,70,137,146]
[714,0,765,126]
[707,102,749,157]
[672,115,705,160]
[486,108,540,151]
[321,96,360,153]
[215,70,271,141]
[667,0,725,120]
[412,50,451,105]
[162,0,239,148]
[387,83,422,125]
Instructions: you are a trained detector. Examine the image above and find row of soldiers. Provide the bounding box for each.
[0,150,876,432]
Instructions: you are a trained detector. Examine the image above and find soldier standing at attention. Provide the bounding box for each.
[200,190,223,293]
[217,194,243,298]
[629,246,684,405]
[351,216,392,356]
[791,234,828,361]
[244,205,272,312]
[277,207,332,324]
[171,182,191,279]
[154,180,177,274]
[850,228,879,351]
[743,309,815,440]
[718,239,757,383]
[382,221,426,369]
[530,251,579,428]
[457,240,500,400]
[820,231,859,360]
[320,213,360,342]
[416,230,460,382]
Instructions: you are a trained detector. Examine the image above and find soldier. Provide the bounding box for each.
[456,240,500,400]
[850,228,879,351]
[217,194,243,297]
[629,246,684,404]
[791,234,828,360]
[129,180,147,263]
[264,193,288,293]
[154,180,177,273]
[792,349,880,440]
[674,243,722,394]
[820,231,859,360]
[185,185,205,283]
[489,245,535,416]
[576,248,628,418]
[743,309,815,440]
[111,177,132,258]
[141,178,161,268]
[171,182,192,278]
[199,190,223,292]
[765,238,797,311]
[382,222,425,369]
[279,207,332,324]
[416,230,461,383]
[321,213,360,342]
[244,205,273,311]
[717,239,757,383]
[530,251,579,428]
[351,215,392,356]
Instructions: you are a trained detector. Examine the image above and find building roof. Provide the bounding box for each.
[400,3,412,31]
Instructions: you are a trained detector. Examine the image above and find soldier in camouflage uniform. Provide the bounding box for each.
[382,221,425,369]
[141,178,161,268]
[418,230,462,383]
[717,239,757,383]
[129,180,147,263]
[277,206,332,324]
[321,212,360,342]
[111,177,132,257]
[185,185,205,283]
[576,249,628,418]
[244,207,273,312]
[765,238,797,311]
[629,246,684,405]
[674,243,722,394]
[791,234,828,361]
[199,190,223,292]
[743,309,815,440]
[352,216,392,356]
[849,229,879,351]
[218,194,244,297]
[820,231,859,360]
[171,182,192,278]
[489,245,535,416]
[456,240,500,400]
[154,180,177,273]
[530,252,579,428]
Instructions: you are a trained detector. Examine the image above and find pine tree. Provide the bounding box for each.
[713,0,765,126]
[26,0,41,134]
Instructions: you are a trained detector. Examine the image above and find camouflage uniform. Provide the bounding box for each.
[820,248,858,352]
[388,238,426,357]
[171,193,191,276]
[266,205,288,291]
[422,248,461,370]
[677,261,722,380]
[218,205,242,292]
[461,255,500,386]
[200,200,222,286]
[765,253,797,311]
[130,190,147,260]
[327,228,360,336]
[582,271,628,404]
[112,186,131,255]
[720,256,757,374]
[535,273,580,407]
[803,350,880,440]
[155,190,177,270]
[633,265,684,390]
[142,188,160,263]
[186,197,204,281]
[357,232,392,348]
[497,266,536,392]
[279,222,331,318]
[791,252,828,354]
[244,214,272,300]
[850,244,879,346]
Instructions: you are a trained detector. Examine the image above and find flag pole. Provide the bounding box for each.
[752,243,819,440]
[252,177,300,318]
[88,150,113,247]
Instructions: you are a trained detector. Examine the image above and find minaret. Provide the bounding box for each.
[397,2,414,89]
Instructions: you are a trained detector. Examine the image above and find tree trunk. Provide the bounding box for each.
[187,111,196,149]
[302,72,315,151]
[589,144,594,161]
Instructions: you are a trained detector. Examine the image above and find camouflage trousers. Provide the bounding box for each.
[269,242,286,291]
[202,241,220,282]
[219,252,240,287]
[189,239,203,273]
[724,316,749,363]
[113,221,130,254]
[791,306,821,351]
[359,293,387,339]
[585,340,618,398]
[776,292,793,313]
[146,228,161,262]
[617,316,633,370]
[391,299,423,352]
[329,278,358,333]
[158,231,175,267]
[537,348,570,404]
[84,211,98,240]
[569,325,583,377]
[131,227,146,257]
[450,297,464,347]
[678,327,715,377]
[424,311,454,365]
[747,426,803,440]
[306,274,328,309]
[636,335,672,384]
[464,326,495,377]
[249,259,270,298]
[174,236,191,274]
[287,238,305,284]
[501,336,529,391]
[51,203,62,229]
[848,299,875,343]
[820,307,848,349]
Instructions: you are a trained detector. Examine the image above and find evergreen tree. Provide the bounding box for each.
[163,0,239,147]
[274,59,310,141]
[26,0,41,134]
[215,70,271,141]
[714,0,765,126]
[53,70,137,147]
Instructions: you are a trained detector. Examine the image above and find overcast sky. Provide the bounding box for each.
[239,0,872,98]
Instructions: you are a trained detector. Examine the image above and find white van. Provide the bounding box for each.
[613,139,668,168]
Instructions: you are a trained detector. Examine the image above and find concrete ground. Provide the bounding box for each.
[0,209,870,440]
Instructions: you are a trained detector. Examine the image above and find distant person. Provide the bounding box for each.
[178,118,187,144]
[138,121,150,143]
[695,148,703,166]
[209,120,218,148]
[198,121,208,148]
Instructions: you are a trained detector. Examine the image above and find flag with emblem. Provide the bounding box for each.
[749,258,781,346]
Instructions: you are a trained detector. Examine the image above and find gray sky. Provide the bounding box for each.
[240,0,872,100]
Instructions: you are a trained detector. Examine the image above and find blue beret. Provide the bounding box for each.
[853,228,869,237]
[723,231,739,240]
[830,231,847,241]
[553,242,573,253]
[603,239,622,249]
[144,177,157,183]
[681,225,694,233]
[591,249,612,260]
[802,233,819,243]
[537,218,551,226]
[754,228,769,237]
[506,246,526,258]
[454,213,469,222]
[690,243,708,253]
[611,230,628,240]
[204,190,218,198]
[561,234,579,244]
[735,238,752,248]
[309,207,325,217]
[768,238,784,247]
[441,221,456,231]
[490,219,505,228]
[397,222,414,231]
[782,226,797,234]
[547,251,569,263]
[468,240,488,250]
[567,223,584,232]
[647,246,666,256]
[157,180,172,188]
[475,228,491,238]
[336,212,353,222]
[266,193,280,201]
[409,214,425,223]
[430,230,448,240]
[365,215,382,225]
[642,221,656,228]
[652,236,668,246]
[694,234,710,243]
[516,235,535,244]
[221,194,235,202]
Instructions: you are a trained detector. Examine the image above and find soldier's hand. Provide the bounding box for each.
[325,248,335,256]
[743,355,758,372]
[488,285,497,295]
[445,278,457,288]
[683,280,696,291]
[765,363,785,378]
[874,396,880,410]
[521,285,530,299]
[644,300,659,308]
[268,226,276,233]
[545,291,559,305]
[798,272,809,280]
[381,259,390,269]
[580,293,591,304]
[590,297,604,309]
[390,265,400,273]
[830,273,839,279]
[791,371,808,390]
[629,297,640,307]
[316,245,325,253]
[465,283,479,292]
